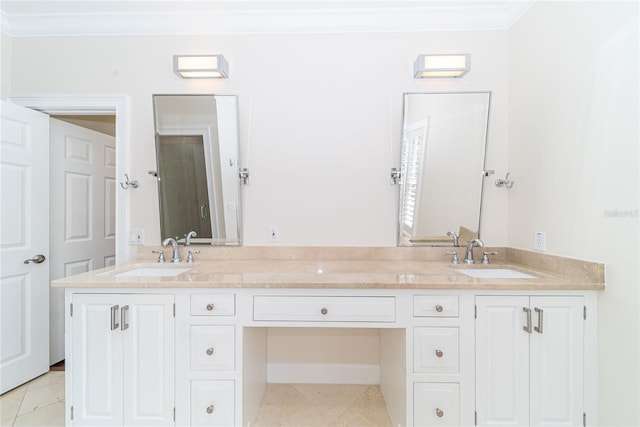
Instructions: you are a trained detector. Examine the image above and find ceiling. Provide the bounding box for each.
[0,1,535,36]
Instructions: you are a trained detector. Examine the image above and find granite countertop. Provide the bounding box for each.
[52,251,605,291]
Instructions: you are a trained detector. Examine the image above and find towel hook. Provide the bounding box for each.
[120,173,140,189]
[495,172,514,189]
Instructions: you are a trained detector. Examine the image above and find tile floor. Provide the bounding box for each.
[0,371,65,427]
[1,376,392,427]
[254,384,393,426]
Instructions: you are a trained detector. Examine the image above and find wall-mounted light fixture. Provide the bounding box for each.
[173,54,229,79]
[413,54,470,78]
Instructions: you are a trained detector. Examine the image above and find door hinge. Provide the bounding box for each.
[173,303,176,317]
[70,405,74,420]
[474,305,477,319]
[70,303,73,317]
[583,412,586,426]
[475,411,477,425]
[173,407,176,421]
[584,305,587,320]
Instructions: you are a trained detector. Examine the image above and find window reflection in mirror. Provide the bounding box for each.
[398,92,491,247]
[153,94,242,245]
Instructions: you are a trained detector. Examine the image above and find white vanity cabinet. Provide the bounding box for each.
[68,293,175,426]
[63,286,597,427]
[475,296,585,427]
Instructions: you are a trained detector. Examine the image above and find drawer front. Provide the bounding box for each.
[414,295,459,317]
[414,327,459,373]
[191,294,235,316]
[253,296,396,322]
[190,326,235,371]
[191,381,234,426]
[414,383,459,426]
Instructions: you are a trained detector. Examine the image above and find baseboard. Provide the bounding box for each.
[267,363,380,384]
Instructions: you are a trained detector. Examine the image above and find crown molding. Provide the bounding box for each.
[1,2,534,37]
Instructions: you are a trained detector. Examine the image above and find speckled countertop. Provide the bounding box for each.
[52,246,605,291]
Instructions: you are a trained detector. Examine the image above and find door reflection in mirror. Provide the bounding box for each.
[398,92,491,247]
[153,95,242,245]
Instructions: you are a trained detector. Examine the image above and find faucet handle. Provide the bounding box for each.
[481,251,498,264]
[187,250,200,263]
[152,250,165,263]
[445,251,459,264]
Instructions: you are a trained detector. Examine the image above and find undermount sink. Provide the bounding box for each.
[455,268,537,279]
[115,267,191,277]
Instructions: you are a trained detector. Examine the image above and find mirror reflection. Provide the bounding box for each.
[153,94,242,245]
[398,92,491,247]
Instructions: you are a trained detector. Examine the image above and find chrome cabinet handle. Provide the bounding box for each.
[121,305,129,330]
[534,307,544,334]
[436,408,444,417]
[110,305,120,330]
[206,348,214,356]
[321,307,328,315]
[206,405,214,414]
[206,304,214,311]
[523,307,532,333]
[435,349,443,358]
[24,254,46,264]
[435,305,443,313]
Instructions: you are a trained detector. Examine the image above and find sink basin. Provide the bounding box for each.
[455,268,537,279]
[116,267,191,277]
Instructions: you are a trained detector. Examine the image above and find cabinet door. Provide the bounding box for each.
[71,294,124,426]
[475,296,530,427]
[122,294,175,426]
[529,297,583,427]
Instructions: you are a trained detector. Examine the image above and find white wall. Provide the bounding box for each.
[508,2,639,425]
[1,32,11,100]
[8,30,509,247]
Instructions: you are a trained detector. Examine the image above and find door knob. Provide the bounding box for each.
[24,254,46,264]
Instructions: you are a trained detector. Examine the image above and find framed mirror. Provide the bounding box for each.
[398,92,491,247]
[153,94,242,245]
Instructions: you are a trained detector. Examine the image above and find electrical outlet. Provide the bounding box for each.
[534,231,546,251]
[269,225,279,242]
[129,229,144,245]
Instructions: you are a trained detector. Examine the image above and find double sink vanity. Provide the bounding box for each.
[54,246,603,426]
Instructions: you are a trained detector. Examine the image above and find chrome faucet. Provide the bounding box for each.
[184,230,197,246]
[447,230,459,247]
[464,238,484,264]
[161,237,181,263]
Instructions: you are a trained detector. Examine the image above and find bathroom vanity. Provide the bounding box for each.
[55,247,603,426]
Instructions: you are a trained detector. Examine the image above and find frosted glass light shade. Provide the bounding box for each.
[174,54,229,79]
[413,54,471,78]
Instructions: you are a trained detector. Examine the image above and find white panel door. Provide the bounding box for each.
[0,101,50,394]
[476,296,530,427]
[530,297,584,427]
[122,294,174,426]
[49,118,116,364]
[71,294,123,426]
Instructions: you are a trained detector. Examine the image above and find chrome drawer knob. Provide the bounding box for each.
[321,307,328,315]
[435,305,443,313]
[206,405,214,414]
[435,349,443,358]
[436,408,444,417]
[206,304,214,311]
[206,348,214,356]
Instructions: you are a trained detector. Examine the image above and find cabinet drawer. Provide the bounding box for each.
[414,327,459,373]
[190,326,235,371]
[191,294,235,316]
[191,381,234,426]
[414,383,459,426]
[414,295,458,317]
[253,296,395,322]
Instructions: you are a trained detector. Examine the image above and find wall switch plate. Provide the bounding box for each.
[129,229,144,245]
[269,225,279,242]
[534,231,546,251]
